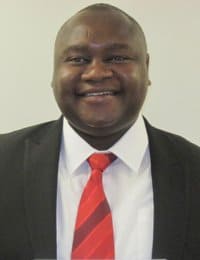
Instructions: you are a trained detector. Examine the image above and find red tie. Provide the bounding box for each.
[71,153,116,259]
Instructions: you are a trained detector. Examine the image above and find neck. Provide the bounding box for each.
[69,124,132,150]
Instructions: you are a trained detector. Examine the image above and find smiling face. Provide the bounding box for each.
[52,8,150,147]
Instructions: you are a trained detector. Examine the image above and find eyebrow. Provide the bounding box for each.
[62,43,131,54]
[63,45,89,54]
[105,43,131,51]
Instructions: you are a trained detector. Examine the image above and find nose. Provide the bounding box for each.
[81,59,113,82]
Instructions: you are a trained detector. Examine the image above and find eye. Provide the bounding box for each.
[65,56,90,65]
[106,55,130,63]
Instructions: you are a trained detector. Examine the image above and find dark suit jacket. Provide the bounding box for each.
[0,117,200,260]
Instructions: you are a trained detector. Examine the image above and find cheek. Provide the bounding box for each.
[53,70,72,105]
[54,65,81,89]
[117,64,138,82]
[118,69,138,95]
[119,67,148,106]
[53,68,81,104]
[121,64,148,89]
[58,68,74,88]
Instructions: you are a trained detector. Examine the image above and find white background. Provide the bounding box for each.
[0,0,199,145]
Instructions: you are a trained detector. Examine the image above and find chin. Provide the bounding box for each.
[84,117,119,129]
[70,118,117,135]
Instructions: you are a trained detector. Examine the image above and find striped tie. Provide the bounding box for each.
[71,153,116,259]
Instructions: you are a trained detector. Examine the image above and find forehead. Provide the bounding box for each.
[56,10,140,50]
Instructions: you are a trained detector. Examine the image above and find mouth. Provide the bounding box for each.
[77,90,120,97]
[84,91,117,97]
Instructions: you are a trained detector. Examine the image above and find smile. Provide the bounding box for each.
[84,91,116,97]
[77,89,120,98]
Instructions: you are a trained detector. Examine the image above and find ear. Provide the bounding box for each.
[146,53,151,86]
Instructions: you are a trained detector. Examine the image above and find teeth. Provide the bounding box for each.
[85,91,114,97]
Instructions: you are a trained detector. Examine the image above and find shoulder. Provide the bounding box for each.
[145,119,200,163]
[0,118,62,151]
[0,118,63,183]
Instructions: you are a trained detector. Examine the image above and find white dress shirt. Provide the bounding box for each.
[56,115,154,260]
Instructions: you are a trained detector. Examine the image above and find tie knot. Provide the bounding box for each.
[87,153,116,172]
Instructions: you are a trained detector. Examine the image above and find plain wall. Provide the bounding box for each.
[0,0,199,145]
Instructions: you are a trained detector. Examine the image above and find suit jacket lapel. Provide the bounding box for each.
[145,121,189,259]
[24,118,63,258]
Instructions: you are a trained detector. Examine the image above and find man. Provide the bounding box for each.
[0,3,200,260]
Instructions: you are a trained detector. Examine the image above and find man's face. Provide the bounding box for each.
[52,10,150,137]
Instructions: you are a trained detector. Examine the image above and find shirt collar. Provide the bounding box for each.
[62,114,149,174]
[110,115,149,172]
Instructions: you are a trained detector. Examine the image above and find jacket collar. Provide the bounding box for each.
[24,118,63,258]
[145,119,188,259]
